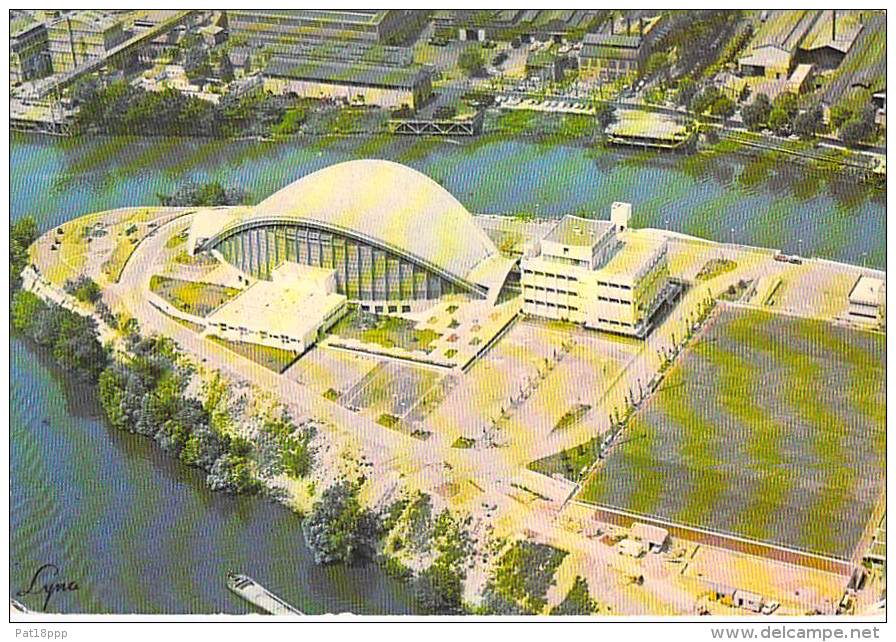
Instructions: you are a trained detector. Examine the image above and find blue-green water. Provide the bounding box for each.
[9,131,885,614]
[11,132,885,267]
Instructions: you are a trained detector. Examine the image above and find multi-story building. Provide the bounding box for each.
[47,10,128,73]
[579,15,661,82]
[226,10,422,47]
[10,15,50,84]
[520,203,672,338]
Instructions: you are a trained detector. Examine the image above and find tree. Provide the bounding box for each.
[710,95,735,119]
[593,102,615,129]
[415,559,465,614]
[767,107,791,135]
[218,52,234,83]
[841,118,871,147]
[65,275,101,303]
[772,91,799,118]
[207,453,261,494]
[10,216,38,292]
[741,93,771,131]
[52,311,107,380]
[550,576,600,615]
[645,51,671,77]
[792,105,823,139]
[690,86,719,116]
[458,46,484,77]
[829,104,853,131]
[302,482,380,564]
[11,291,47,333]
[676,78,698,108]
[840,104,880,146]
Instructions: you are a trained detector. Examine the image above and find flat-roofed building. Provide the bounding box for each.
[204,262,347,354]
[847,275,885,326]
[263,55,432,109]
[226,10,421,46]
[10,14,50,84]
[47,10,129,73]
[520,202,672,338]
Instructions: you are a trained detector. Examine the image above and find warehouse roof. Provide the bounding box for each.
[264,55,430,90]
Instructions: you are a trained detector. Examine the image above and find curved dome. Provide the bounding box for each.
[251,160,497,281]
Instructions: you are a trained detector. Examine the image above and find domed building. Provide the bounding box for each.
[189,160,515,312]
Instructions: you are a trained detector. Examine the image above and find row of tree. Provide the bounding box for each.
[72,80,301,139]
[157,180,250,207]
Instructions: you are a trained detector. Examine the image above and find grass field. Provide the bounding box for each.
[578,307,885,560]
[150,275,241,317]
[329,308,441,353]
[207,336,299,373]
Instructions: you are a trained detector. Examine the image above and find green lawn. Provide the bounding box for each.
[149,275,241,317]
[329,308,441,353]
[578,307,885,560]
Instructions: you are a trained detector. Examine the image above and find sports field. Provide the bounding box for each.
[579,307,885,560]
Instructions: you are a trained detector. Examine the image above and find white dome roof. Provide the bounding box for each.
[251,160,497,281]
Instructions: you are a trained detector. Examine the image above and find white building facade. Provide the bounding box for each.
[520,203,671,338]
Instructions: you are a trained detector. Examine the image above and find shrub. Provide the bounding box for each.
[64,275,102,303]
[302,481,380,564]
[207,453,261,494]
[550,576,599,615]
[10,216,38,292]
[458,46,484,76]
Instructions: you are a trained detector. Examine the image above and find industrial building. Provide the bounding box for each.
[847,275,885,326]
[520,203,672,338]
[432,9,604,43]
[46,10,129,73]
[738,10,864,80]
[10,14,50,84]
[579,16,661,82]
[189,160,515,313]
[263,55,432,109]
[204,262,347,354]
[226,10,422,46]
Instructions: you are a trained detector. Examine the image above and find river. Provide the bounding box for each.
[9,131,885,614]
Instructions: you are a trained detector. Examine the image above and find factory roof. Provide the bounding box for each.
[264,55,430,90]
[801,10,864,53]
[229,9,387,26]
[748,10,819,53]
